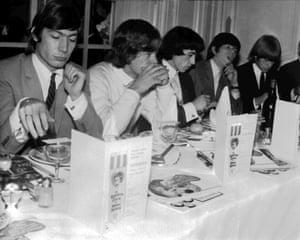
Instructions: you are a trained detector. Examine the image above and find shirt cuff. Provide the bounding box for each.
[9,98,29,143]
[182,102,199,122]
[65,94,88,120]
[290,88,300,102]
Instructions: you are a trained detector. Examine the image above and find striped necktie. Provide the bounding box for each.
[46,73,56,110]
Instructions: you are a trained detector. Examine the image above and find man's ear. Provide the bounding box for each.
[212,46,217,56]
[31,27,39,42]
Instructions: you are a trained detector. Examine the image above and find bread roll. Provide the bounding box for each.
[190,123,203,133]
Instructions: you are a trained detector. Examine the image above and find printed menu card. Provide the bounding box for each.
[68,130,152,234]
[213,86,257,183]
[214,114,257,183]
[271,100,300,162]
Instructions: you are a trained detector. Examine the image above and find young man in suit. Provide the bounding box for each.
[156,26,210,126]
[278,41,300,103]
[237,35,281,113]
[0,0,103,154]
[189,32,243,115]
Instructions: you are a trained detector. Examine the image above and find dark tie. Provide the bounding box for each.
[46,73,56,110]
[259,72,265,93]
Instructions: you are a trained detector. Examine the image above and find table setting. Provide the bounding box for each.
[0,106,299,240]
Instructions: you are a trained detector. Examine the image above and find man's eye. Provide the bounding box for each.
[51,35,60,39]
[69,37,77,43]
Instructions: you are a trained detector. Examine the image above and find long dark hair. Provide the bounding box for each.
[25,0,81,54]
[206,32,241,60]
[157,26,204,62]
[105,19,161,68]
[248,35,281,64]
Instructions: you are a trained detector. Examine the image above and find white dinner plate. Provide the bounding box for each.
[28,146,70,167]
[0,211,10,231]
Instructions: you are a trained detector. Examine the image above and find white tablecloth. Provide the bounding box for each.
[2,148,300,240]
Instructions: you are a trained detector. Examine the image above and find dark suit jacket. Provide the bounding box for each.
[189,60,243,115]
[237,62,277,113]
[277,59,300,101]
[0,54,103,154]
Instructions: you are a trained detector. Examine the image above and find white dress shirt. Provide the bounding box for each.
[253,63,265,109]
[210,59,222,96]
[89,62,160,137]
[162,60,198,122]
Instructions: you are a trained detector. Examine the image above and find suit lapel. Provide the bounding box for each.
[204,62,216,100]
[248,63,260,95]
[23,55,44,100]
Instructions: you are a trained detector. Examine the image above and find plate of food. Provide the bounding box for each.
[0,211,10,231]
[28,145,70,167]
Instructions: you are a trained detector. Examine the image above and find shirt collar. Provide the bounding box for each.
[32,53,52,77]
[162,59,177,81]
[120,67,134,86]
[32,54,64,78]
[210,59,221,78]
[253,62,263,79]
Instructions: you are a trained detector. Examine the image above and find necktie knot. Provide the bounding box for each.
[46,73,56,110]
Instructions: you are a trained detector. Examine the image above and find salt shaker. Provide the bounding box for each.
[38,177,53,208]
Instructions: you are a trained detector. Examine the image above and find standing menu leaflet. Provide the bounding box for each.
[68,130,152,234]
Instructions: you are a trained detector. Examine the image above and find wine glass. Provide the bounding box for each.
[45,144,70,183]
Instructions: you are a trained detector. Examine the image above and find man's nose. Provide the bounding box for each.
[190,55,196,65]
[149,53,158,64]
[58,37,68,52]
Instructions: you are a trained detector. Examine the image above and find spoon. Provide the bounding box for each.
[152,144,174,166]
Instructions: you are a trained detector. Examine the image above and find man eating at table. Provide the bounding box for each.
[156,26,210,126]
[0,0,103,154]
[89,19,169,137]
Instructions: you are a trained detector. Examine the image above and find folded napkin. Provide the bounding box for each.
[0,220,45,240]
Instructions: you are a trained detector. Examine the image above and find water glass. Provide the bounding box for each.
[160,121,178,143]
[0,153,12,171]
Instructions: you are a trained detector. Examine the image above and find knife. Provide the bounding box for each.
[31,163,55,178]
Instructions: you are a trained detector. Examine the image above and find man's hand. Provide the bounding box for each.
[230,88,240,100]
[254,93,269,106]
[192,94,211,112]
[64,63,86,101]
[128,64,169,95]
[18,98,54,139]
[293,85,300,103]
[224,64,238,86]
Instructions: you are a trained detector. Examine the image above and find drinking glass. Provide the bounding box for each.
[1,183,23,211]
[45,144,70,183]
[0,153,12,190]
[0,153,12,172]
[160,121,178,143]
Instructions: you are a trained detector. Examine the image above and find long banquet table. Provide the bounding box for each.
[2,145,300,240]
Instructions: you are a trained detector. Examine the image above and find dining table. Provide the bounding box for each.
[1,131,300,240]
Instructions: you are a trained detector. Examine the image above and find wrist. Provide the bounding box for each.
[69,92,82,101]
[128,83,142,96]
